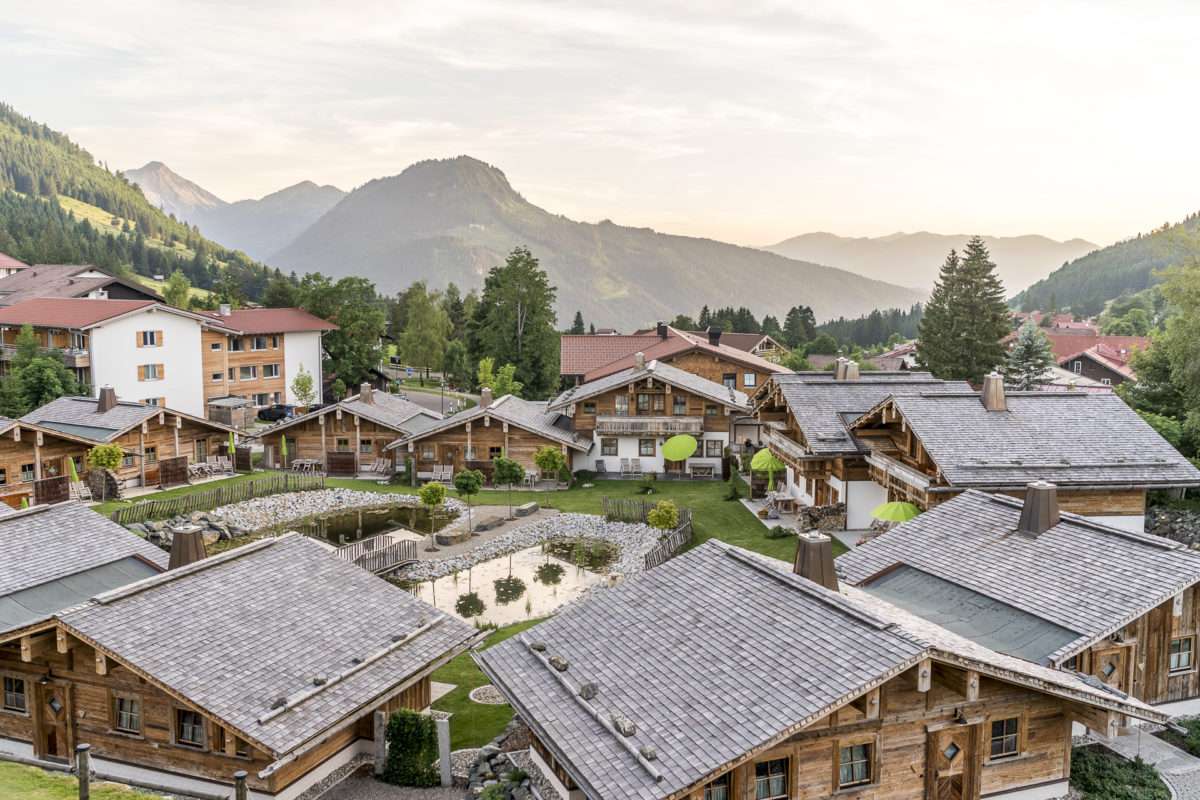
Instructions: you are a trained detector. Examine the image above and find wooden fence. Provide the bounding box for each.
[600,497,659,523]
[644,508,693,569]
[354,540,420,574]
[108,473,326,525]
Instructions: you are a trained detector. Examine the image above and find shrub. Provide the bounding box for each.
[647,499,679,531]
[765,525,794,540]
[638,473,657,494]
[494,576,526,605]
[455,592,485,618]
[480,786,507,800]
[558,466,572,485]
[508,769,529,783]
[1069,745,1169,800]
[573,469,597,483]
[1156,717,1200,756]
[381,709,439,787]
[739,452,753,473]
[723,477,742,501]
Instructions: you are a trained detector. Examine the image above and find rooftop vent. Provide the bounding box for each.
[707,326,721,346]
[1016,480,1060,538]
[793,531,838,591]
[842,360,860,381]
[634,351,646,370]
[167,523,206,569]
[981,372,1006,411]
[97,385,118,413]
[480,387,493,408]
[656,321,668,339]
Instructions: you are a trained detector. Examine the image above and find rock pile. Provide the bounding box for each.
[1145,505,1200,548]
[128,512,252,549]
[210,489,466,532]
[466,717,534,798]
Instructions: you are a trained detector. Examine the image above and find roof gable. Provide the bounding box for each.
[21,396,235,440]
[549,359,749,411]
[256,389,439,438]
[387,395,592,452]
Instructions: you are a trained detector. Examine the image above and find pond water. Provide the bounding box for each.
[294,504,459,546]
[399,542,612,625]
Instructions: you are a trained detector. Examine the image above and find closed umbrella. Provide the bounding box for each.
[20,497,28,509]
[871,501,922,522]
[68,458,79,483]
[661,435,698,462]
[280,436,288,457]
[227,431,236,454]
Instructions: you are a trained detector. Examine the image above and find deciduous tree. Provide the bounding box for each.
[291,364,316,407]
[162,269,191,307]
[299,274,386,387]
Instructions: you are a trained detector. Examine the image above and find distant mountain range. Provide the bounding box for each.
[762,231,1097,294]
[125,162,345,262]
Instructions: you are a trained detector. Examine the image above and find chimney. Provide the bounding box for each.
[656,321,668,339]
[97,386,117,413]
[359,383,374,404]
[219,303,232,317]
[634,351,646,370]
[981,371,1006,411]
[480,387,493,408]
[1016,480,1060,537]
[843,360,861,381]
[168,523,206,569]
[793,531,838,592]
[707,326,722,346]
[833,357,847,380]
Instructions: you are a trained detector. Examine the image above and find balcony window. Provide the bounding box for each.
[251,336,269,351]
[722,373,736,390]
[614,396,629,417]
[20,463,34,483]
[673,395,687,415]
[264,364,281,379]
[229,338,245,352]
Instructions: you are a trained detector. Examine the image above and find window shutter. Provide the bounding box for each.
[136,332,143,347]
[158,364,166,380]
[138,365,146,381]
[156,330,164,346]
[159,397,166,406]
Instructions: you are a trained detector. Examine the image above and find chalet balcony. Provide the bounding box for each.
[0,343,89,368]
[762,425,808,464]
[864,452,939,507]
[593,415,702,436]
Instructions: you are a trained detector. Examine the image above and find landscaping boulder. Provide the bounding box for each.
[514,502,538,518]
[435,530,472,547]
[476,516,505,532]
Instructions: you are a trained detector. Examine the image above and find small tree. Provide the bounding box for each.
[291,364,316,408]
[533,445,567,507]
[453,469,484,531]
[647,499,679,531]
[162,269,192,307]
[1000,319,1055,390]
[492,456,525,519]
[381,709,439,787]
[477,357,523,399]
[87,443,124,506]
[417,481,446,541]
[330,378,347,401]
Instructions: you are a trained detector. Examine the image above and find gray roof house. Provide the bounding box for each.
[20,394,233,442]
[548,358,750,413]
[837,485,1200,704]
[476,538,1164,800]
[384,393,593,455]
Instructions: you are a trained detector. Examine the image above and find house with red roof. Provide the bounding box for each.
[1059,341,1143,386]
[0,253,29,278]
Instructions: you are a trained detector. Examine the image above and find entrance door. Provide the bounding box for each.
[927,724,980,800]
[34,679,73,762]
[663,458,684,474]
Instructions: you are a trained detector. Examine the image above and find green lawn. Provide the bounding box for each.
[432,618,543,750]
[0,762,166,800]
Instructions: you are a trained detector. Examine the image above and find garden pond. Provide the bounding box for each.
[294,504,459,546]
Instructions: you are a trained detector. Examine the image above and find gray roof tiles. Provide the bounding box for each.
[255,390,439,439]
[387,395,592,452]
[60,534,478,758]
[549,359,750,411]
[864,392,1200,487]
[20,396,160,438]
[837,490,1200,660]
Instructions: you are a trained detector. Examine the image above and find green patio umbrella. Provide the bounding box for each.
[227,431,236,454]
[280,436,288,458]
[68,458,79,483]
[661,434,698,462]
[750,448,785,491]
[871,501,922,522]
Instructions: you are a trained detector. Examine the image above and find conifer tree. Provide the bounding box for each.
[916,237,1009,384]
[697,305,712,328]
[1000,320,1055,390]
[570,311,585,335]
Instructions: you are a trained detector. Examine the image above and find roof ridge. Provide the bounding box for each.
[974,490,1188,551]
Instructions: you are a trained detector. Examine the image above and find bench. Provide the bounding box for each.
[515,501,539,517]
[475,516,505,532]
[435,530,473,546]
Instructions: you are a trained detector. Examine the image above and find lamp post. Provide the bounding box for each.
[440,381,445,414]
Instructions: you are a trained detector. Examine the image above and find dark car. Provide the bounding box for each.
[258,404,296,422]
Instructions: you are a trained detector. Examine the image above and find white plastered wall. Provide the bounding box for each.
[89,309,204,416]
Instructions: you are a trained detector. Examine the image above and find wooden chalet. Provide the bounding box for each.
[848,374,1200,530]
[476,537,1165,800]
[256,385,441,476]
[0,264,161,308]
[751,363,966,528]
[20,388,238,491]
[0,418,108,508]
[385,390,591,482]
[547,355,749,477]
[0,514,479,799]
[839,485,1200,706]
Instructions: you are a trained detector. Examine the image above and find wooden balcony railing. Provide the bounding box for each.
[593,415,702,435]
[763,426,809,464]
[0,343,89,367]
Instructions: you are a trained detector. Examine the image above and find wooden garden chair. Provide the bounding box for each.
[217,456,233,473]
[630,458,643,476]
[70,481,92,502]
[620,458,631,476]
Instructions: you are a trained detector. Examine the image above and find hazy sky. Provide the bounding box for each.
[3,0,1198,247]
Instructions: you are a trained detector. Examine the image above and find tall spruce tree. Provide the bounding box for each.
[1000,319,1055,390]
[916,238,1009,383]
[570,311,585,335]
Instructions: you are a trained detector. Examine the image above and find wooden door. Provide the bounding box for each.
[1094,646,1130,693]
[33,679,73,762]
[664,458,684,473]
[927,724,980,800]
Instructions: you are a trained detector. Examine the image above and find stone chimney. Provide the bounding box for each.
[707,326,722,346]
[981,371,1006,411]
[219,303,232,317]
[794,531,838,591]
[634,351,646,370]
[480,387,493,408]
[359,383,374,404]
[168,523,206,569]
[833,357,847,380]
[656,321,668,339]
[843,360,861,381]
[1016,480,1060,538]
[97,386,118,413]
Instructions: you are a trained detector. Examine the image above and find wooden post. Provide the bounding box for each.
[233,770,248,800]
[437,713,452,787]
[374,710,387,775]
[75,743,90,800]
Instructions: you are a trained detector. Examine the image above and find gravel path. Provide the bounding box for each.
[417,506,562,560]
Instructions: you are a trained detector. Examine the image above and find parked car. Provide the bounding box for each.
[258,404,296,422]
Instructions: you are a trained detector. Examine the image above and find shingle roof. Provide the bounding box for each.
[0,503,168,633]
[254,390,440,439]
[561,334,662,375]
[859,392,1200,487]
[767,372,968,454]
[837,490,1200,662]
[60,535,478,759]
[21,396,234,440]
[385,395,592,452]
[548,359,749,411]
[201,307,338,334]
[477,540,1162,800]
[0,265,161,306]
[0,297,160,328]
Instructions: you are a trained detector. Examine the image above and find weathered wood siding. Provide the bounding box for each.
[111,414,230,487]
[659,351,770,393]
[0,426,91,508]
[259,412,408,471]
[568,382,734,436]
[400,419,574,476]
[201,328,287,406]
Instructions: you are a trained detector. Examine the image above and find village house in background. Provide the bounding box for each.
[477,538,1163,800]
[386,388,591,482]
[839,484,1200,706]
[751,364,968,528]
[0,264,162,307]
[258,385,441,476]
[0,253,29,278]
[848,374,1200,530]
[548,355,750,477]
[0,507,480,800]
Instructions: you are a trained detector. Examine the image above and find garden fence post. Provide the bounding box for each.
[75,743,90,800]
[234,770,248,800]
[437,713,452,787]
[374,711,387,775]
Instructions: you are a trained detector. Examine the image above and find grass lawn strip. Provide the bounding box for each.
[0,761,168,800]
[1070,744,1170,799]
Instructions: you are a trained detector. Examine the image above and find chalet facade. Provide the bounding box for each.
[386,391,591,481]
[751,364,967,528]
[839,485,1200,706]
[257,385,441,476]
[848,374,1200,530]
[0,253,29,278]
[0,419,106,508]
[1058,342,1137,386]
[476,538,1164,800]
[548,356,748,476]
[0,518,479,799]
[21,390,238,490]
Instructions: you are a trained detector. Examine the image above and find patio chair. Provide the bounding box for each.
[630,458,643,476]
[218,456,233,473]
[206,455,221,474]
[523,470,538,489]
[371,457,386,473]
[70,481,92,502]
[620,458,631,476]
[594,460,607,476]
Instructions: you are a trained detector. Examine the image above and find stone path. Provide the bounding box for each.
[416,505,561,561]
[1095,726,1200,799]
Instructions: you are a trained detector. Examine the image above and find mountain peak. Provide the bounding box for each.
[125,161,226,219]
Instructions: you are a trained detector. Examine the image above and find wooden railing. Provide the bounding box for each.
[354,540,419,574]
[335,532,397,563]
[108,473,325,525]
[593,415,702,435]
[762,426,809,464]
[864,453,936,507]
[0,343,89,367]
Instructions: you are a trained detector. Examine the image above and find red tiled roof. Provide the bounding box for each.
[561,334,662,375]
[583,329,785,381]
[0,298,159,328]
[0,253,28,269]
[1051,334,1150,362]
[203,307,338,334]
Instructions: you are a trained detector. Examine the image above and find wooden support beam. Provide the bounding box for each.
[935,666,980,702]
[1063,702,1120,739]
[1174,593,1184,618]
[20,632,56,662]
[850,687,881,719]
[916,659,931,692]
[56,629,71,654]
[94,651,108,676]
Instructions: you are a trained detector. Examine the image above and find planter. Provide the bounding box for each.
[757,508,770,519]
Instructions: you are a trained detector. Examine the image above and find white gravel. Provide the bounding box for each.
[210,489,467,533]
